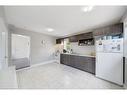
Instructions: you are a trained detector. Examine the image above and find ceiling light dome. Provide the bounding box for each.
[82,6,94,12]
[46,28,54,32]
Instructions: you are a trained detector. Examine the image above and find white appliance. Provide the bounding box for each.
[96,38,123,85]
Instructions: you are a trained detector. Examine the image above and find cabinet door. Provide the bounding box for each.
[56,39,61,44]
[91,58,95,74]
[74,56,95,74]
[60,54,67,64]
[74,56,88,71]
[78,32,93,40]
[60,54,70,66]
[56,38,64,44]
[111,23,123,35]
[69,36,78,42]
[93,23,123,36]
[65,54,70,66]
[60,54,65,64]
[69,55,77,67]
[93,28,104,36]
[87,58,95,74]
[81,57,91,72]
[83,32,93,39]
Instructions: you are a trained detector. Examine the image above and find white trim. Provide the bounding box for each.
[31,60,56,68]
[54,60,60,64]
[16,60,56,72]
[0,17,8,69]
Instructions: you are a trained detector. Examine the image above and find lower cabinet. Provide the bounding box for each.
[60,54,69,65]
[60,54,95,74]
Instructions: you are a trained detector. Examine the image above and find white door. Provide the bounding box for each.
[11,34,30,59]
[0,18,8,70]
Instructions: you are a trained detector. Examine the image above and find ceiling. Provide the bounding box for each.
[4,6,127,37]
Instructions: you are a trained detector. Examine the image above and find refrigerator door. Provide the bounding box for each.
[96,52,123,85]
[102,40,113,52]
[111,39,123,53]
[96,40,104,52]
[96,39,123,53]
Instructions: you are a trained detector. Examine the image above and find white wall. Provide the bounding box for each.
[0,7,4,69]
[70,42,95,55]
[8,25,57,66]
[0,7,6,22]
[0,25,2,69]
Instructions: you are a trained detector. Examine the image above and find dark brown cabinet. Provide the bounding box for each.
[74,56,88,71]
[93,23,123,36]
[73,56,95,74]
[60,54,95,74]
[56,38,63,44]
[69,32,94,45]
[69,35,78,42]
[60,54,70,65]
[56,23,123,44]
[69,32,94,43]
[77,32,93,40]
[69,55,79,68]
[78,38,94,46]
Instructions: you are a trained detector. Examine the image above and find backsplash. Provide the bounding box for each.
[70,42,95,55]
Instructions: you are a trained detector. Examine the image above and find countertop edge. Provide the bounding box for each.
[61,53,96,58]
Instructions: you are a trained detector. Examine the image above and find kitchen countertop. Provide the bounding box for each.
[61,53,96,58]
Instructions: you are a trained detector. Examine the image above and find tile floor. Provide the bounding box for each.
[16,62,124,89]
[0,66,18,89]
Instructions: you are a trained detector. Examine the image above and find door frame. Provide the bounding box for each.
[0,17,8,69]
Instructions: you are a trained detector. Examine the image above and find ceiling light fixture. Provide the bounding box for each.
[82,6,94,12]
[46,28,54,32]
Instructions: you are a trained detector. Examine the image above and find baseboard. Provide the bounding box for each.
[31,60,56,68]
[53,60,60,64]
[16,60,56,72]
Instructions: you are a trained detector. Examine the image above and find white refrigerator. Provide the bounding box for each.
[96,38,123,85]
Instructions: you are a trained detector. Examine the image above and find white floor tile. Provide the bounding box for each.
[16,63,123,89]
[0,66,18,89]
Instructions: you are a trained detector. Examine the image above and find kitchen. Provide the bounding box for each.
[0,6,127,89]
[55,23,124,86]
